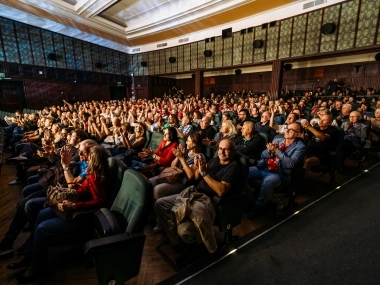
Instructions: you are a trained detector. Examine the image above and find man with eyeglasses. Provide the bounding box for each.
[155,139,246,256]
[341,111,369,154]
[245,123,306,219]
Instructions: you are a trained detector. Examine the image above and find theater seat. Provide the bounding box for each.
[83,169,153,285]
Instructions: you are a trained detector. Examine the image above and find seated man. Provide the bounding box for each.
[155,139,245,254]
[236,109,250,132]
[197,116,216,140]
[255,111,277,142]
[245,123,306,219]
[235,121,266,160]
[341,111,369,154]
[301,114,338,173]
[176,115,193,138]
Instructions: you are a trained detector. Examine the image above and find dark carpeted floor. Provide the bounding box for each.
[181,164,380,285]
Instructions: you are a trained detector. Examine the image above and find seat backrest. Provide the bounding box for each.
[201,143,216,162]
[333,127,345,152]
[147,131,163,152]
[143,130,152,149]
[105,157,128,209]
[177,137,186,148]
[257,132,269,144]
[111,169,153,233]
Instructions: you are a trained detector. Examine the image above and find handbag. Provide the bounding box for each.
[156,167,184,184]
[45,183,78,221]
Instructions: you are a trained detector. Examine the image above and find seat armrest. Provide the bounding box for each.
[72,210,95,220]
[212,193,246,206]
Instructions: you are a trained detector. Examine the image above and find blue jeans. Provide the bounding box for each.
[22,175,42,197]
[246,167,282,207]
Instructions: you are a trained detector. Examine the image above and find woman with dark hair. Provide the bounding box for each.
[9,144,110,281]
[164,114,179,129]
[139,127,178,167]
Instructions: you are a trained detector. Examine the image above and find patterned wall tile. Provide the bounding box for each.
[64,37,76,70]
[253,26,266,63]
[198,41,205,69]
[73,39,84,70]
[205,41,214,69]
[305,10,323,55]
[53,34,66,69]
[29,27,45,66]
[41,30,56,67]
[177,45,184,72]
[106,49,115,74]
[266,25,279,60]
[132,53,139,76]
[183,44,191,71]
[148,52,154,74]
[232,33,243,65]
[154,51,160,74]
[320,5,340,53]
[223,37,232,67]
[278,18,293,59]
[171,47,178,73]
[356,0,380,47]
[15,22,33,65]
[242,31,253,64]
[214,37,223,67]
[99,47,108,73]
[113,51,121,74]
[122,53,130,75]
[140,52,148,75]
[291,14,307,57]
[83,42,92,71]
[337,0,359,50]
[1,18,20,63]
[166,48,172,74]
[190,42,198,70]
[159,49,166,74]
[137,53,143,76]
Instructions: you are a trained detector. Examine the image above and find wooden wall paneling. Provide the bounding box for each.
[159,49,166,74]
[291,14,307,57]
[114,51,121,75]
[336,1,359,51]
[305,10,323,55]
[337,64,352,77]
[177,45,184,72]
[278,18,293,59]
[320,5,340,53]
[266,22,280,61]
[223,37,233,67]
[53,34,66,69]
[1,18,20,63]
[83,43,93,72]
[232,32,243,66]
[364,62,380,75]
[183,44,190,72]
[350,63,364,76]
[140,52,147,75]
[197,41,205,69]
[242,29,253,64]
[324,65,338,80]
[64,36,76,70]
[205,40,214,69]
[190,42,198,70]
[214,37,223,68]
[355,0,380,47]
[172,46,178,73]
[366,75,380,91]
[121,53,129,75]
[253,26,265,63]
[73,39,84,70]
[165,48,172,74]
[15,22,33,65]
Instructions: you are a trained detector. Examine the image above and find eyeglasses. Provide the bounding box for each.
[285,128,299,133]
[218,147,231,152]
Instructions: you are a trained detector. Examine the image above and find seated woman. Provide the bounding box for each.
[8,144,110,282]
[203,120,236,147]
[138,127,178,168]
[164,114,179,129]
[110,122,146,157]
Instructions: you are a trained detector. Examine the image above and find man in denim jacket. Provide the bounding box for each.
[246,123,306,219]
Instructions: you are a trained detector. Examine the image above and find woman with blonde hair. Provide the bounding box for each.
[203,119,237,146]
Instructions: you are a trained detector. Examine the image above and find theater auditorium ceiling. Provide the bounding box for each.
[0,0,295,51]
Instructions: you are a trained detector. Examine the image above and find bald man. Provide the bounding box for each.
[341,111,368,152]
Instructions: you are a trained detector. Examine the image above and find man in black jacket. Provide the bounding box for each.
[235,121,266,160]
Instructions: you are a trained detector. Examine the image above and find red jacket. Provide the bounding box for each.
[75,173,106,210]
[155,140,178,167]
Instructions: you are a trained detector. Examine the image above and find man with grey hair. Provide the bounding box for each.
[197,116,216,140]
[176,116,193,138]
[341,110,368,153]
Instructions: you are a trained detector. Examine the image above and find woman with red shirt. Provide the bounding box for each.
[139,127,178,167]
[12,144,110,282]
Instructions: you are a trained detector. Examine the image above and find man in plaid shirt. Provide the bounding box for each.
[176,116,194,138]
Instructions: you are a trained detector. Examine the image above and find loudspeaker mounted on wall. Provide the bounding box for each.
[141,61,147,67]
[95,62,103,69]
[375,53,380,61]
[235,69,242,75]
[247,27,253,33]
[269,21,276,27]
[283,64,293,70]
[47,53,57,61]
[205,38,210,43]
[169,57,176,63]
[321,23,336,35]
[253,40,264,48]
[210,37,215,42]
[240,29,246,35]
[204,50,213,57]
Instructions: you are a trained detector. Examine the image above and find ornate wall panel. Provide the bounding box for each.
[242,31,253,64]
[291,14,307,57]
[83,42,93,71]
[41,30,56,67]
[131,54,138,76]
[125,54,131,74]
[159,49,166,74]
[223,37,232,67]
[113,51,121,75]
[266,25,280,60]
[148,52,154,74]
[278,18,293,59]
[1,19,20,63]
[197,41,205,69]
[106,49,115,74]
[183,44,190,71]
[154,51,160,74]
[171,47,178,73]
[53,34,66,69]
[64,37,76,70]
[15,23,33,65]
[337,1,359,50]
[177,45,184,72]
[320,5,340,53]
[73,39,84,70]
[253,27,266,63]
[99,47,108,73]
[205,41,214,69]
[214,37,223,67]
[29,27,45,67]
[140,52,148,75]
[165,48,172,74]
[136,53,143,76]
[355,0,380,47]
[232,33,243,65]
[305,10,322,55]
[190,42,198,70]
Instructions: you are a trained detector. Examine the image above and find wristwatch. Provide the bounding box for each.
[200,172,207,177]
[63,167,70,171]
